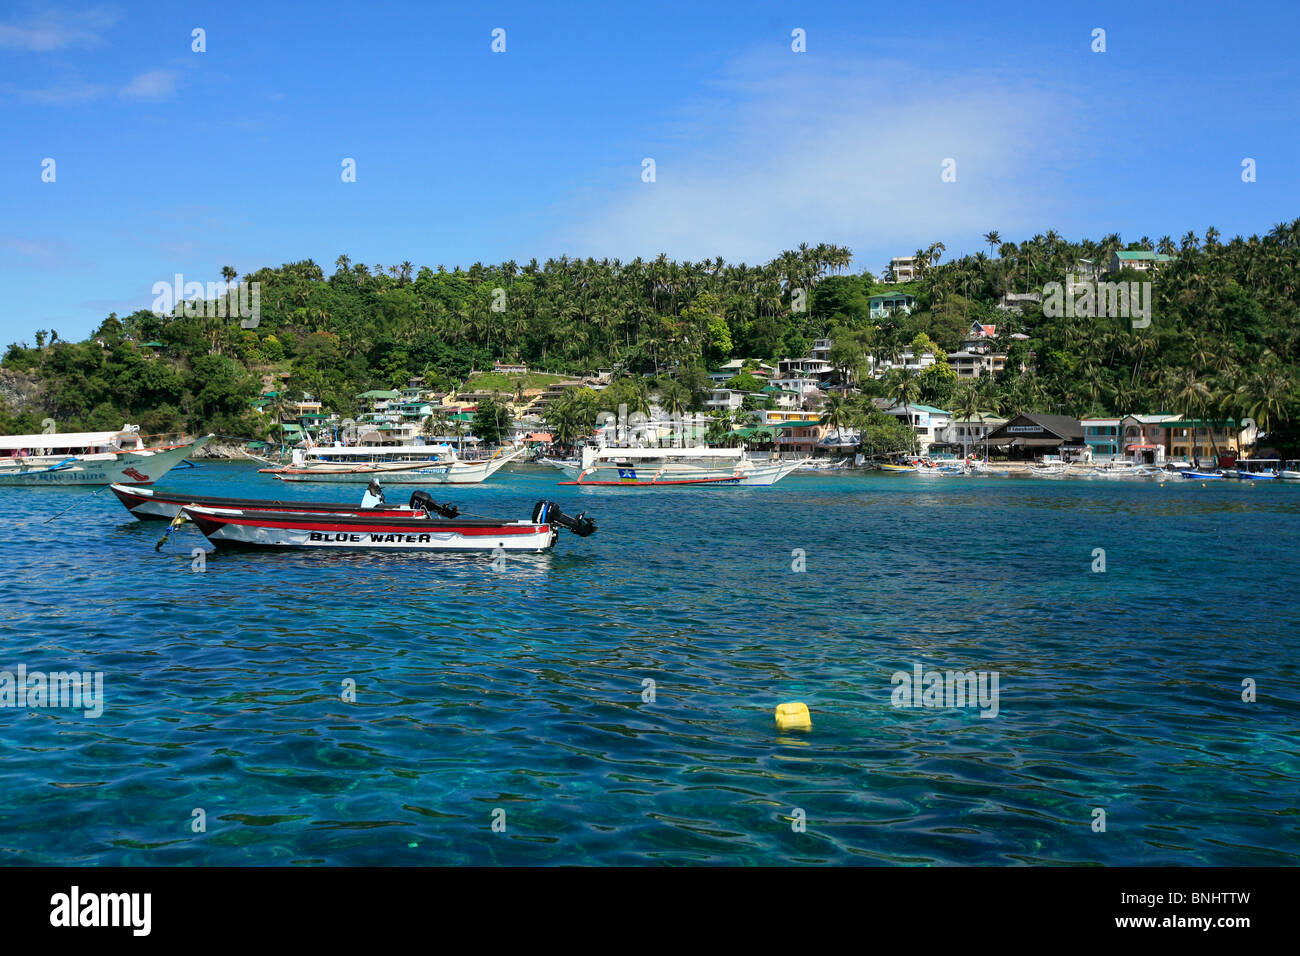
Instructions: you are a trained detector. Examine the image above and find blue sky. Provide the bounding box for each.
[2,0,1298,343]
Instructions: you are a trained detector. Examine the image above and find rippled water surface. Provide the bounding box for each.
[1,463,1297,865]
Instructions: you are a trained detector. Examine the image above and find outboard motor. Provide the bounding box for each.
[532,499,597,537]
[409,490,461,519]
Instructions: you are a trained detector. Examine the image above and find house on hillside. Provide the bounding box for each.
[1109,250,1177,274]
[869,293,915,319]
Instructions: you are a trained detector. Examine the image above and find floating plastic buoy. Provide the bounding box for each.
[775,701,812,732]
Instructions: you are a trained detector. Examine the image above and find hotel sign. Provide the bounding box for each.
[1007,425,1043,434]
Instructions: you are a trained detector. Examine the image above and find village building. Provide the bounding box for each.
[984,413,1086,460]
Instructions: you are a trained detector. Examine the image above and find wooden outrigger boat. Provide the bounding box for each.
[0,428,209,486]
[550,445,806,486]
[257,443,524,483]
[178,494,596,553]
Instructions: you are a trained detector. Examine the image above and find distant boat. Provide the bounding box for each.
[1281,460,1300,481]
[258,443,524,483]
[1181,470,1224,480]
[0,428,209,486]
[1030,461,1072,478]
[1233,459,1281,480]
[549,446,805,486]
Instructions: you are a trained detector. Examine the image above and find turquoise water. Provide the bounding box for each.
[1,462,1297,866]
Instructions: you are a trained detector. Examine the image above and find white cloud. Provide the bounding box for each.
[545,55,1093,270]
[0,6,117,52]
[2,78,106,103]
[120,68,177,100]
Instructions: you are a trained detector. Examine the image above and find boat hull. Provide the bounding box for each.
[184,506,557,552]
[554,458,804,487]
[110,484,420,521]
[260,447,523,484]
[0,437,208,487]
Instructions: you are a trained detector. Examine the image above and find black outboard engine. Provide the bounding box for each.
[409,490,461,519]
[531,499,597,537]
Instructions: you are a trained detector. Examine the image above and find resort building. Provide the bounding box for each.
[869,293,916,319]
[292,394,323,417]
[947,350,1006,379]
[704,388,750,411]
[874,400,953,453]
[766,418,830,457]
[1158,419,1241,463]
[493,360,528,374]
[810,339,833,363]
[760,385,801,409]
[869,349,937,378]
[984,413,1086,459]
[1119,413,1181,462]
[941,413,1007,452]
[771,375,822,396]
[1108,251,1177,274]
[887,256,917,282]
[1081,418,1122,457]
[777,355,833,379]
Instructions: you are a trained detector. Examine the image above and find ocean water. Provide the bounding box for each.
[1,462,1297,866]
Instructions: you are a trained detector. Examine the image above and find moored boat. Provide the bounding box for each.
[258,442,524,483]
[1234,459,1281,480]
[550,445,806,486]
[110,483,421,521]
[0,428,210,486]
[182,496,596,552]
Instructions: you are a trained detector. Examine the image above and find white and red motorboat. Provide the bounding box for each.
[180,495,596,553]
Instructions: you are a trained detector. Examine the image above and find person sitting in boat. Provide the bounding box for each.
[361,477,386,509]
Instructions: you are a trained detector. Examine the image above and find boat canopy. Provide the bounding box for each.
[585,445,745,459]
[0,430,136,451]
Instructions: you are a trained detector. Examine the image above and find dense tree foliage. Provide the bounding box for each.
[2,226,1297,448]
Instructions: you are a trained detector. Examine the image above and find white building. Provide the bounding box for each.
[771,375,822,396]
[705,388,750,411]
[941,413,1007,450]
[870,350,936,378]
[887,256,917,282]
[777,356,833,378]
[875,400,952,452]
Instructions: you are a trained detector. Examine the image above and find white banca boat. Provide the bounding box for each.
[258,442,524,483]
[549,445,806,486]
[180,493,596,553]
[0,427,209,486]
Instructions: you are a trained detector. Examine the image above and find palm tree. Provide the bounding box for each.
[820,394,850,444]
[1174,371,1213,464]
[952,384,981,457]
[887,367,921,432]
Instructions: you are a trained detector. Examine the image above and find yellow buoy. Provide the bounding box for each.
[775,701,812,732]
